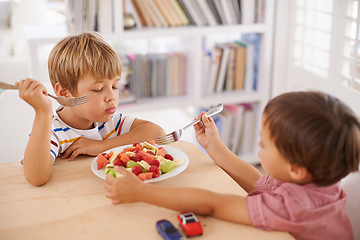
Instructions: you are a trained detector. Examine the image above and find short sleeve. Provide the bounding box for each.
[246,190,302,232]
[117,115,136,135]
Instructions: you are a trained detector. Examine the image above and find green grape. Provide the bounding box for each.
[126,160,139,168]
[108,169,117,177]
[160,161,176,173]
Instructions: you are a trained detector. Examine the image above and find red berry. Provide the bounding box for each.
[130,154,141,162]
[164,154,173,160]
[149,166,161,178]
[114,159,126,167]
[146,151,155,155]
[131,165,143,175]
[149,159,160,167]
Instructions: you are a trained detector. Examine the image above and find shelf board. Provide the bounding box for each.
[116,24,266,39]
[118,91,263,113]
[25,23,266,45]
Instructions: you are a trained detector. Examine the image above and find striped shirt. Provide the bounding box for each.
[50,107,135,160]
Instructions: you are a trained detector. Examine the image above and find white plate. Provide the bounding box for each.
[91,145,189,183]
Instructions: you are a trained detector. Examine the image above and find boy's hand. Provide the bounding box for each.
[105,166,142,204]
[16,78,52,114]
[62,137,105,161]
[194,113,220,149]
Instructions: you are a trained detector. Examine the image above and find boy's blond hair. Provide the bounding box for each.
[48,32,121,94]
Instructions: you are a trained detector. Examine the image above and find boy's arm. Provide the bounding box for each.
[62,119,165,160]
[16,79,54,186]
[195,113,262,193]
[23,111,54,186]
[111,118,166,145]
[105,167,252,225]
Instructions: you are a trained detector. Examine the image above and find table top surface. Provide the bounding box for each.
[0,141,293,240]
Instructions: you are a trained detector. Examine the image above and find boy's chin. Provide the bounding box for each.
[95,115,113,123]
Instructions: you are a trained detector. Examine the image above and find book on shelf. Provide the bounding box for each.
[175,52,187,95]
[123,52,187,99]
[204,34,260,94]
[233,42,246,90]
[125,0,143,28]
[200,103,256,156]
[190,0,209,26]
[177,0,196,25]
[118,54,136,104]
[130,0,147,26]
[170,0,191,25]
[255,0,266,23]
[145,0,163,28]
[206,46,222,94]
[65,0,264,32]
[237,103,256,155]
[202,50,212,93]
[234,40,254,92]
[165,0,187,26]
[195,0,218,26]
[231,0,242,24]
[205,0,222,24]
[152,0,176,27]
[148,0,169,27]
[98,0,114,33]
[241,33,260,90]
[224,104,245,153]
[180,0,205,26]
[212,0,228,25]
[165,53,174,96]
[66,0,84,33]
[241,0,256,24]
[225,44,235,91]
[215,43,231,92]
[132,0,154,27]
[221,0,237,25]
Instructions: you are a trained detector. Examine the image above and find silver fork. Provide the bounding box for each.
[156,103,224,145]
[0,81,90,107]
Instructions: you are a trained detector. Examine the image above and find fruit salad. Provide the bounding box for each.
[96,141,184,181]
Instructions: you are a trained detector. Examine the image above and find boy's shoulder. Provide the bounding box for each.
[252,174,345,208]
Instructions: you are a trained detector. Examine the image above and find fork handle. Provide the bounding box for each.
[182,103,224,130]
[0,82,19,90]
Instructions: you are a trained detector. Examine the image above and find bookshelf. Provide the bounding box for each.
[25,0,275,164]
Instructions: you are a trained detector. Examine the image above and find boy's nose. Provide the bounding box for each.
[105,89,117,102]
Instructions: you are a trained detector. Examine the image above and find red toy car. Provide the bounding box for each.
[177,212,203,237]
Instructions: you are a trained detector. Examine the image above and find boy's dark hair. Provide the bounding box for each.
[48,32,121,95]
[263,91,360,186]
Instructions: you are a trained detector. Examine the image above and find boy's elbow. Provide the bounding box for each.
[23,163,53,186]
[25,174,51,186]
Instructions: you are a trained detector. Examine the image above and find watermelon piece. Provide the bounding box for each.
[97,154,110,170]
[138,172,153,181]
[138,150,155,164]
[122,146,136,153]
[120,153,131,164]
[157,147,166,157]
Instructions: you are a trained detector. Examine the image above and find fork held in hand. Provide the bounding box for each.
[0,81,90,107]
[156,103,224,145]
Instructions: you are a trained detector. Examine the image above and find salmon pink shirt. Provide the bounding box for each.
[246,174,353,240]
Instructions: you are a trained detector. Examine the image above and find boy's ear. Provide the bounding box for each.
[289,164,312,184]
[54,83,70,97]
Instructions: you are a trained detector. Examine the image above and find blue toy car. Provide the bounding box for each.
[156,219,183,240]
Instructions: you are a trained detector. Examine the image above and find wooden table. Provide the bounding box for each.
[0,141,293,240]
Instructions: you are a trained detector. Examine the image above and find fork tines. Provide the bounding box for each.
[156,134,175,145]
[71,94,90,106]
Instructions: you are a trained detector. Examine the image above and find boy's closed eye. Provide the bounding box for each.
[92,87,103,92]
